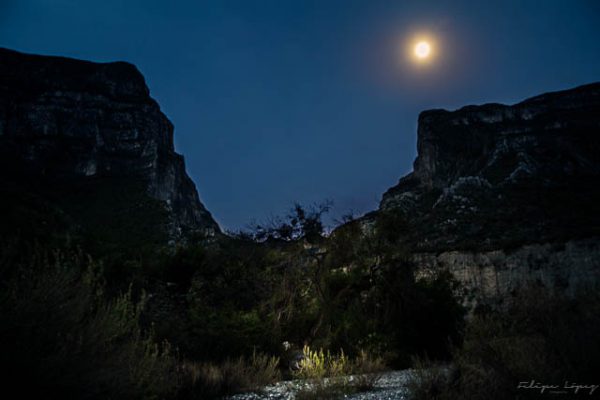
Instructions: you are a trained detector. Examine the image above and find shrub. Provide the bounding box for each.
[349,350,386,391]
[406,357,451,400]
[407,284,600,400]
[293,345,350,380]
[293,346,386,399]
[176,352,281,398]
[0,250,177,399]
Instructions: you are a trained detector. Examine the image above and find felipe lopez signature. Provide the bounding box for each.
[517,380,599,395]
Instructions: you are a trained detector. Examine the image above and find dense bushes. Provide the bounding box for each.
[146,204,465,374]
[407,284,600,400]
[0,201,468,399]
[0,250,177,399]
[0,243,291,399]
[315,208,465,366]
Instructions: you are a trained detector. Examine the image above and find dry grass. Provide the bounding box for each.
[406,357,451,400]
[349,350,386,391]
[177,352,281,398]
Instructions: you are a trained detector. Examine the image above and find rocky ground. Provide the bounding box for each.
[228,370,413,400]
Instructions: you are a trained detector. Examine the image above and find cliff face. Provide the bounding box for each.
[378,83,600,303]
[0,48,219,238]
[414,238,600,308]
[381,82,600,251]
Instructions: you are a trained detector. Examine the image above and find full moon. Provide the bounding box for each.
[414,41,431,59]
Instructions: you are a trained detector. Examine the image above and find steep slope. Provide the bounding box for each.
[381,82,600,251]
[0,48,219,239]
[377,83,600,303]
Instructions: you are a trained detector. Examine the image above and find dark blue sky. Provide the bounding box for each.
[1,1,599,230]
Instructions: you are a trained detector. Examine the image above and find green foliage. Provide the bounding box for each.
[0,196,467,398]
[296,346,385,382]
[407,285,600,400]
[293,346,349,380]
[0,250,177,399]
[293,347,385,400]
[180,238,282,359]
[375,207,410,246]
[0,176,170,291]
[0,183,80,254]
[320,211,465,366]
[149,202,465,370]
[51,177,170,286]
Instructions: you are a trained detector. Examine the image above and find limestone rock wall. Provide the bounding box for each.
[373,83,600,303]
[0,47,219,237]
[377,83,600,251]
[413,238,600,307]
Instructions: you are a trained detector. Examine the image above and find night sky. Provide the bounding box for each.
[1,1,599,230]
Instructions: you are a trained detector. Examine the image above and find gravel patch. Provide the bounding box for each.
[228,370,413,400]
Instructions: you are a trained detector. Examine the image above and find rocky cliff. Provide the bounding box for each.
[381,82,600,250]
[0,48,219,238]
[379,83,600,303]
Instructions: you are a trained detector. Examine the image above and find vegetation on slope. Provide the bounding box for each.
[408,285,600,400]
[2,190,596,400]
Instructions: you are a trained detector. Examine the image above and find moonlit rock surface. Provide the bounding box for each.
[379,82,600,249]
[368,83,600,305]
[0,47,219,237]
